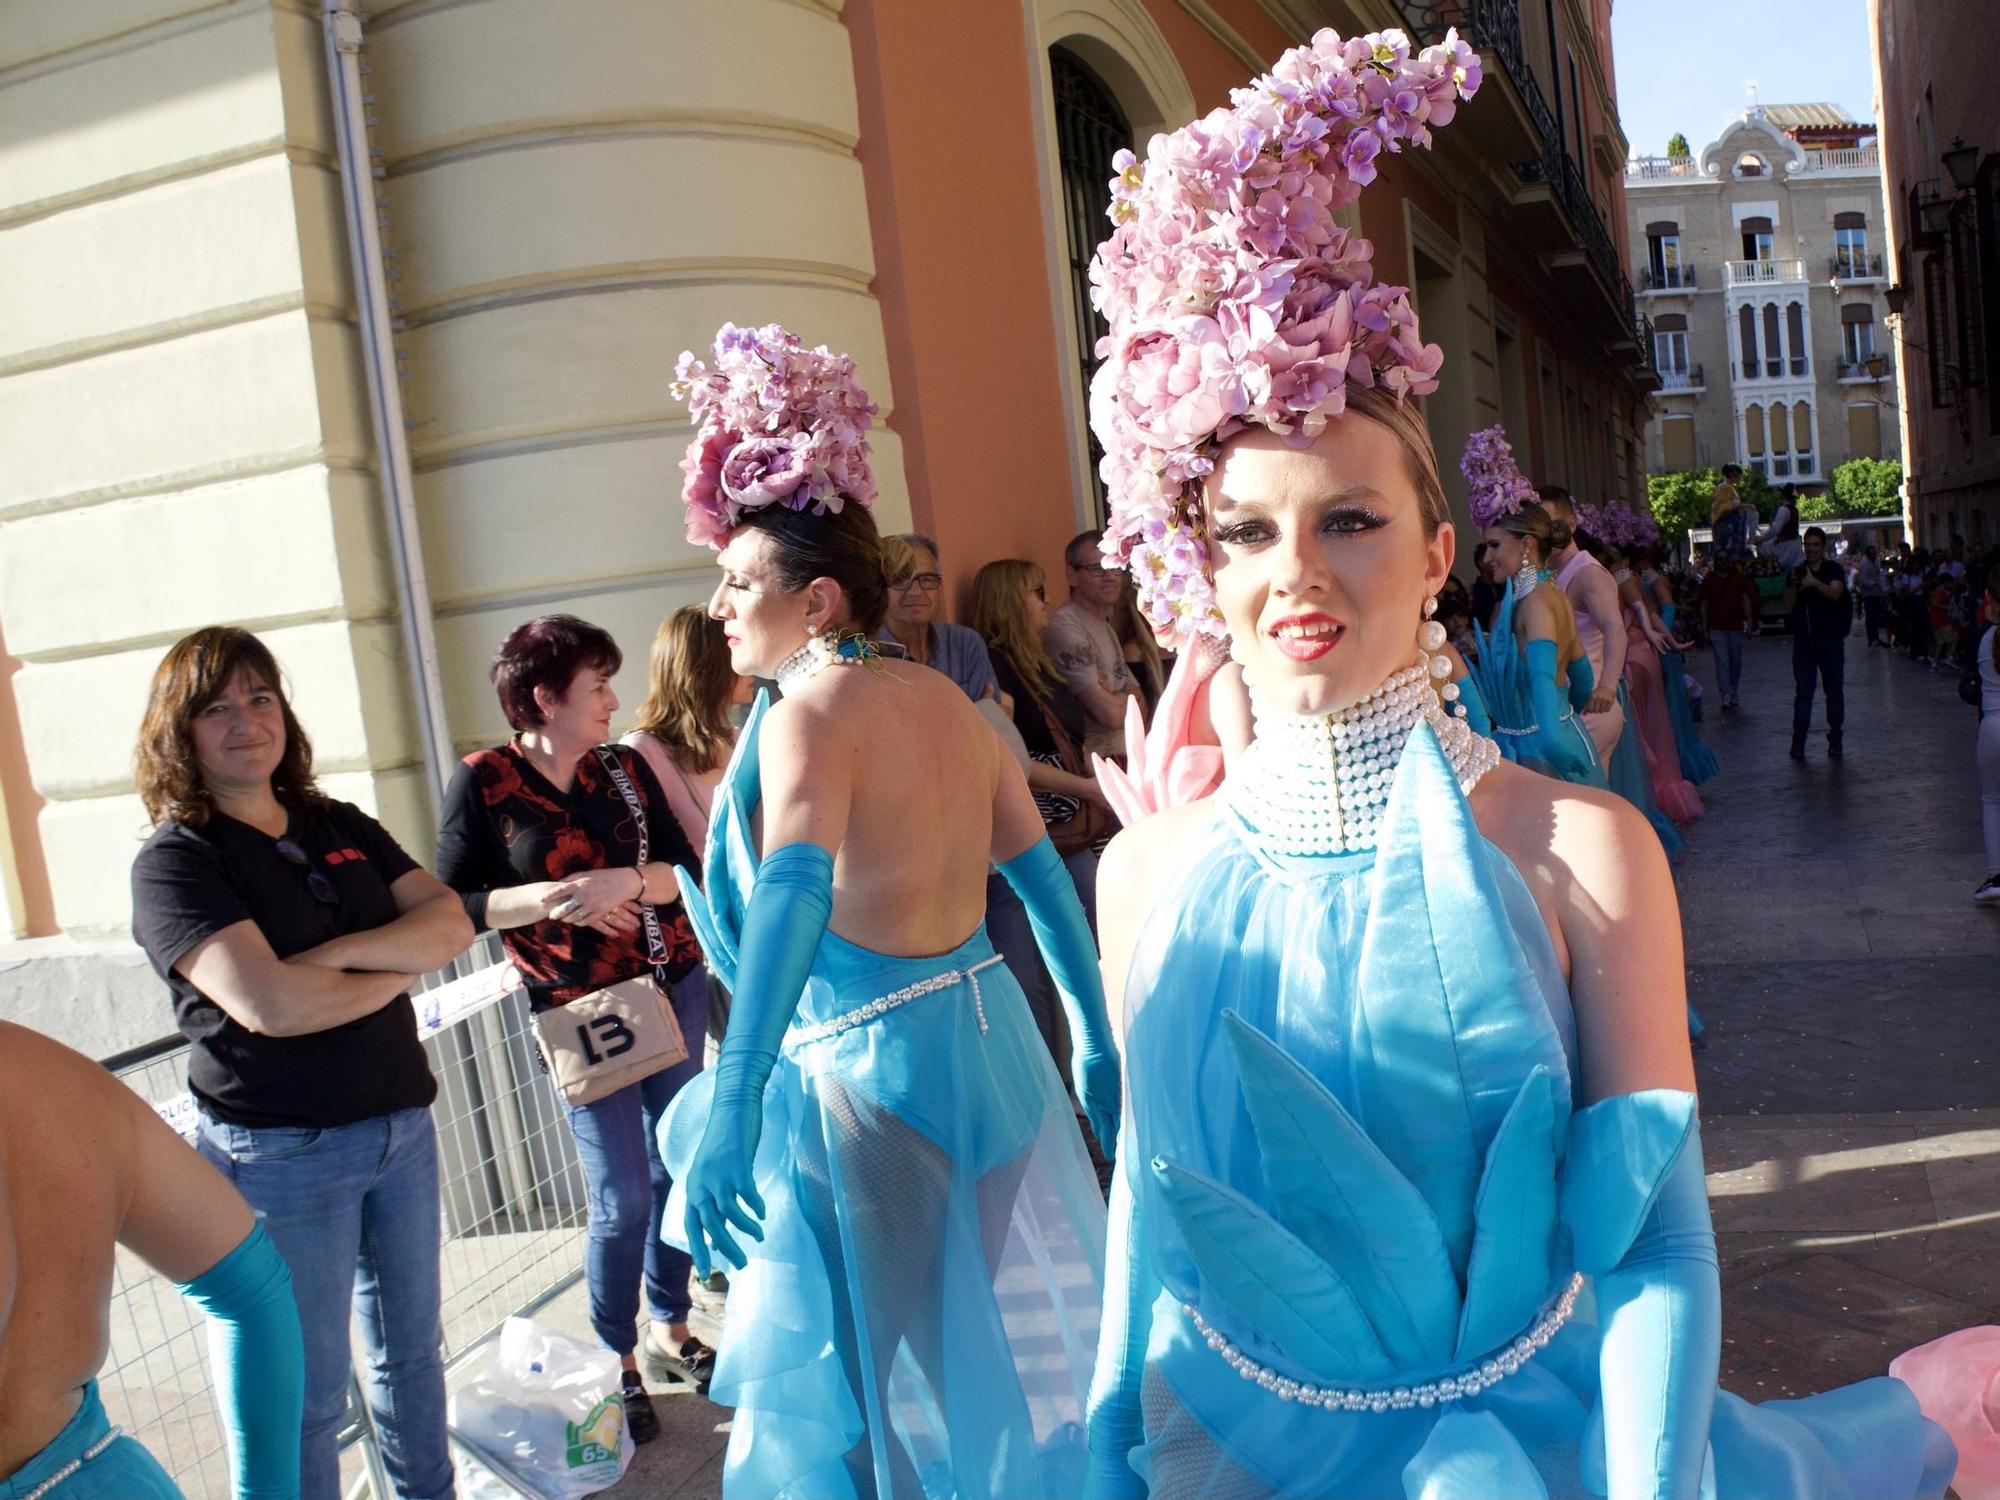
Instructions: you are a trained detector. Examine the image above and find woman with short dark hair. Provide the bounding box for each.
[435,613,708,1429]
[129,626,472,1500]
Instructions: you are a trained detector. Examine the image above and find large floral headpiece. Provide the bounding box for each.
[1088,27,1482,638]
[1577,498,1660,551]
[1461,424,1538,528]
[670,322,878,549]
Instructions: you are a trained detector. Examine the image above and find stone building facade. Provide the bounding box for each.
[1625,105,1898,486]
[0,0,1654,1052]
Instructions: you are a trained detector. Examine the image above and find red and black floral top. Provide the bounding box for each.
[435,742,702,1009]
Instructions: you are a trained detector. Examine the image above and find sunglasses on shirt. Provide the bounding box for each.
[275,838,340,905]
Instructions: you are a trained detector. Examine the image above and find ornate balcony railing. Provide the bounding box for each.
[1660,364,1706,391]
[1627,154,1706,182]
[1838,350,1894,381]
[1725,258,1807,287]
[1640,263,1699,291]
[1830,251,1887,281]
[1793,145,1880,174]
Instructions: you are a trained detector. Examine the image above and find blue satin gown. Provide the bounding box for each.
[661,693,1107,1499]
[1095,725,1950,1497]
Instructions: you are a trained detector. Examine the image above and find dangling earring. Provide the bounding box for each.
[1419,594,1463,717]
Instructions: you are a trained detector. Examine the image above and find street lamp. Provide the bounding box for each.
[1943,137,1980,192]
[1920,192,1955,238]
[1884,283,1910,317]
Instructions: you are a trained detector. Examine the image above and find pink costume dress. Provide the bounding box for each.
[1554,551,1625,764]
[1622,605,1704,824]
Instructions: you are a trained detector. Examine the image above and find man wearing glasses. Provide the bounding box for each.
[876,532,1001,704]
[1045,528,1140,759]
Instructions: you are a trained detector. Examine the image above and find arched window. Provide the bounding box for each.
[1051,46,1134,520]
[1762,303,1782,377]
[1786,302,1807,376]
[1740,305,1758,377]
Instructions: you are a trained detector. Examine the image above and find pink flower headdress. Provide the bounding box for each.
[1461,424,1538,528]
[670,323,878,549]
[1577,499,1660,551]
[1088,26,1482,638]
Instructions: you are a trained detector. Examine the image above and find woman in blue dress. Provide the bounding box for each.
[1080,26,1955,1499]
[659,323,1119,1499]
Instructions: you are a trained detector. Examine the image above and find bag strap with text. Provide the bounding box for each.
[595,747,673,989]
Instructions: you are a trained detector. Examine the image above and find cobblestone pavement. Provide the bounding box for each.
[527,629,1999,1498]
[1677,630,2000,1405]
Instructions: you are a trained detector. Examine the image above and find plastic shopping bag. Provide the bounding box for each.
[449,1317,633,1499]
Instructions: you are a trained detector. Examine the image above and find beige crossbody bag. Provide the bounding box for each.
[532,748,689,1107]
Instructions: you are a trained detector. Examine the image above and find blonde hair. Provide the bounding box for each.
[970,560,1060,691]
[1344,383,1452,536]
[880,534,920,589]
[628,606,737,774]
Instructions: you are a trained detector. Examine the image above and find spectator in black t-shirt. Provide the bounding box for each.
[1469,541,1504,630]
[969,560,1108,1077]
[434,615,708,1427]
[1785,526,1853,760]
[129,627,473,1500]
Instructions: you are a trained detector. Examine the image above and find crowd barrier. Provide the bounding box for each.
[100,937,590,1499]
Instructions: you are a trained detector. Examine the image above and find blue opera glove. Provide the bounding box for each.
[178,1223,304,1500]
[682,841,834,1277]
[1083,1144,1153,1500]
[1568,652,1597,713]
[1566,1091,1719,1500]
[1525,639,1594,782]
[997,835,1120,1153]
[1454,674,1493,736]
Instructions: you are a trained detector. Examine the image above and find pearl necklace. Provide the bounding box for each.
[1511,562,1549,600]
[772,630,881,694]
[1223,659,1501,855]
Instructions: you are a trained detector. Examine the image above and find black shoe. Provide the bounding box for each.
[621,1369,661,1444]
[643,1329,717,1396]
[1789,742,1805,760]
[1975,874,2000,906]
[1826,740,1842,759]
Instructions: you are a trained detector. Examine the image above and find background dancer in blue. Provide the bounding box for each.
[659,324,1118,1499]
[1080,26,1959,1498]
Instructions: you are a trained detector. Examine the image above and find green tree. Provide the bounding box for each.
[1646,466,1719,545]
[1667,132,1692,159]
[1829,457,1903,517]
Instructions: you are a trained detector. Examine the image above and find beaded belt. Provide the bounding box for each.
[1186,1272,1585,1413]
[1490,724,1539,738]
[788,953,1006,1045]
[19,1426,123,1500]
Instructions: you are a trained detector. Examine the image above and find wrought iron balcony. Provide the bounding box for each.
[1639,263,1699,292]
[1829,251,1886,281]
[1659,364,1706,392]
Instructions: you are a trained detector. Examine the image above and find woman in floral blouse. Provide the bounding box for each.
[436,615,712,1432]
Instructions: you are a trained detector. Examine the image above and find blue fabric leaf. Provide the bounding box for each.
[1402,1409,1551,1500]
[1468,587,1532,758]
[1560,1090,1697,1274]
[1222,1011,1459,1367]
[1455,1065,1560,1361]
[1349,723,1569,1279]
[1151,1157,1394,1383]
[685,689,771,989]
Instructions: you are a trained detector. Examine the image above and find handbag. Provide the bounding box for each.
[1035,692,1113,855]
[532,748,689,1107]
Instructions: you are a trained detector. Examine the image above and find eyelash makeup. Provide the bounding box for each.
[1212,506,1386,547]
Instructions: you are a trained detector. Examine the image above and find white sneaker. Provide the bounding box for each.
[1976,874,2000,906]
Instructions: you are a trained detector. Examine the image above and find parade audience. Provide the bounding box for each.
[877,533,999,702]
[1853,544,1889,647]
[1046,528,1141,757]
[435,614,708,1434]
[1700,553,1758,710]
[1469,540,1503,628]
[1113,575,1168,718]
[130,626,470,1500]
[1973,563,2000,905]
[1786,527,1852,760]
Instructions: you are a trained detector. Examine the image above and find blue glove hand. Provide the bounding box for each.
[1083,1146,1154,1499]
[1567,652,1597,714]
[682,841,834,1278]
[177,1222,304,1500]
[1454,674,1493,737]
[1573,1094,1720,1499]
[1525,639,1593,782]
[997,836,1120,1154]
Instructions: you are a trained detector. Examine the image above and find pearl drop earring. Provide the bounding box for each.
[1418,594,1462,716]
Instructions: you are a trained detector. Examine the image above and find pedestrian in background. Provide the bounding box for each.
[1045,528,1141,758]
[130,626,471,1500]
[1469,539,1503,628]
[1113,574,1168,719]
[1854,544,1889,647]
[435,614,708,1429]
[623,605,754,861]
[877,533,1000,703]
[1971,564,2000,905]
[1700,552,1758,709]
[1786,527,1853,760]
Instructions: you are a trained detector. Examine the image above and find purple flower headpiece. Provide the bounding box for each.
[670,323,878,550]
[1461,424,1538,528]
[1087,26,1482,638]
[1576,498,1659,551]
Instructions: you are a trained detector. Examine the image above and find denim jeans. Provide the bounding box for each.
[561,967,709,1354]
[1792,635,1847,747]
[196,1106,449,1500]
[1862,594,1887,644]
[1710,629,1744,699]
[0,1383,184,1499]
[984,846,1098,1084]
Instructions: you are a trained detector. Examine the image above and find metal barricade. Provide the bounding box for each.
[98,936,591,1499]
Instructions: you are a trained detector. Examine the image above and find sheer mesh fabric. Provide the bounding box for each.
[1141,1366,1277,1500]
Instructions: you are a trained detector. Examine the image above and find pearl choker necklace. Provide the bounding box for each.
[1223,659,1500,855]
[1511,562,1549,601]
[773,630,882,694]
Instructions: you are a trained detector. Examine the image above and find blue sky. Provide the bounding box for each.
[1610,0,1877,160]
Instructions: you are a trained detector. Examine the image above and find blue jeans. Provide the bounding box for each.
[1710,629,1744,699]
[984,847,1097,1084]
[1792,635,1846,747]
[1,1383,183,1499]
[562,968,708,1353]
[196,1106,449,1500]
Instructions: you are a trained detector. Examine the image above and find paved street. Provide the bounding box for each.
[496,628,2000,1498]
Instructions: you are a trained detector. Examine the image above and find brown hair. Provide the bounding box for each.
[880,534,920,590]
[136,627,322,828]
[738,503,890,634]
[629,606,738,774]
[1494,501,1558,564]
[1532,484,1576,551]
[970,559,1061,691]
[1343,383,1453,536]
[1114,574,1166,699]
[490,615,622,731]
